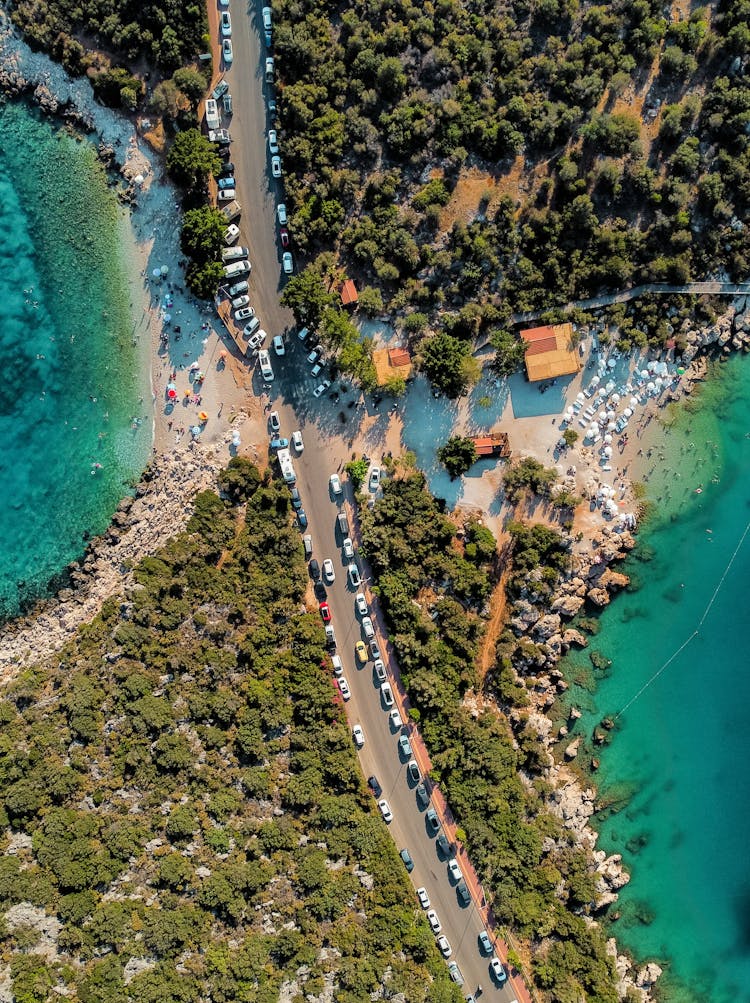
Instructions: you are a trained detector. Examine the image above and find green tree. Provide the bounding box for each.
[181,206,226,264]
[166,129,221,191]
[562,428,578,447]
[437,436,478,479]
[490,329,526,377]
[280,266,337,328]
[345,458,369,489]
[418,332,470,398]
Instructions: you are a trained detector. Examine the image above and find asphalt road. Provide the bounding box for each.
[216,4,519,1000]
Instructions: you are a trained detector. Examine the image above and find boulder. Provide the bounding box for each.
[532,613,562,640]
[551,594,585,617]
[599,568,630,591]
[562,628,588,648]
[564,737,582,760]
[587,587,610,607]
[636,963,663,989]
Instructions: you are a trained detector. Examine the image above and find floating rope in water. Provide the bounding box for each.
[614,516,750,720]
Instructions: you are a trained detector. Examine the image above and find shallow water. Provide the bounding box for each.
[0,101,150,617]
[562,354,750,1002]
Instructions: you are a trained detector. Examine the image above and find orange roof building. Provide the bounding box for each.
[340,279,358,306]
[520,322,580,382]
[372,345,413,385]
[469,432,511,458]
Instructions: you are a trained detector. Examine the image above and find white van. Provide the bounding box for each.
[257,349,274,382]
[222,246,249,263]
[204,98,220,131]
[224,260,251,279]
[331,655,343,676]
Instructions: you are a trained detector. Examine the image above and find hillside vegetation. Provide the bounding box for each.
[0,463,459,1003]
[272,0,750,367]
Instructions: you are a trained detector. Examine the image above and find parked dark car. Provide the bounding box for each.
[436,833,453,859]
[368,775,382,796]
[456,879,470,906]
[309,559,320,580]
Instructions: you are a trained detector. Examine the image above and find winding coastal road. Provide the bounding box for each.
[207,4,528,1002]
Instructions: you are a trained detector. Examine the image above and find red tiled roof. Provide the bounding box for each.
[525,336,558,355]
[388,348,411,368]
[340,279,358,305]
[521,325,557,343]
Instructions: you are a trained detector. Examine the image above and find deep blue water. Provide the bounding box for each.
[562,355,750,1002]
[0,100,150,617]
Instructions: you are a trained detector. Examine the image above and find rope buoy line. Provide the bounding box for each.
[613,517,750,721]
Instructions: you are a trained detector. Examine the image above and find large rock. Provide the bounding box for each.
[587,587,611,607]
[564,737,582,760]
[532,613,562,640]
[562,628,588,648]
[551,594,585,617]
[636,963,663,988]
[598,568,630,591]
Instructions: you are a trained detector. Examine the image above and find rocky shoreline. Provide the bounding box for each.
[0,446,223,674]
[503,518,666,1000]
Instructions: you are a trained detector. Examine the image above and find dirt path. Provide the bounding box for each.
[478,564,509,683]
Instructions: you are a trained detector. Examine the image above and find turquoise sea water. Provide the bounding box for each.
[562,354,750,1002]
[0,100,150,618]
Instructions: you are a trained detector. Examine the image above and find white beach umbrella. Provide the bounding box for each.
[588,424,599,438]
[603,446,613,458]
[647,381,655,392]
[607,358,616,369]
[566,406,575,416]
[623,407,633,418]
[161,265,169,276]
[152,268,161,278]
[640,369,649,379]
[605,380,615,392]
[607,421,617,430]
[630,396,639,407]
[604,434,613,444]
[598,410,607,422]
[611,393,621,404]
[590,376,600,387]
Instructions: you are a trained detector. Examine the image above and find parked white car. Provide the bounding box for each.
[268,129,279,154]
[329,473,342,495]
[224,224,240,245]
[292,430,304,452]
[352,724,365,748]
[220,11,232,36]
[355,593,368,616]
[277,202,287,224]
[417,887,430,909]
[343,537,354,560]
[273,335,285,356]
[378,799,393,823]
[271,155,282,178]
